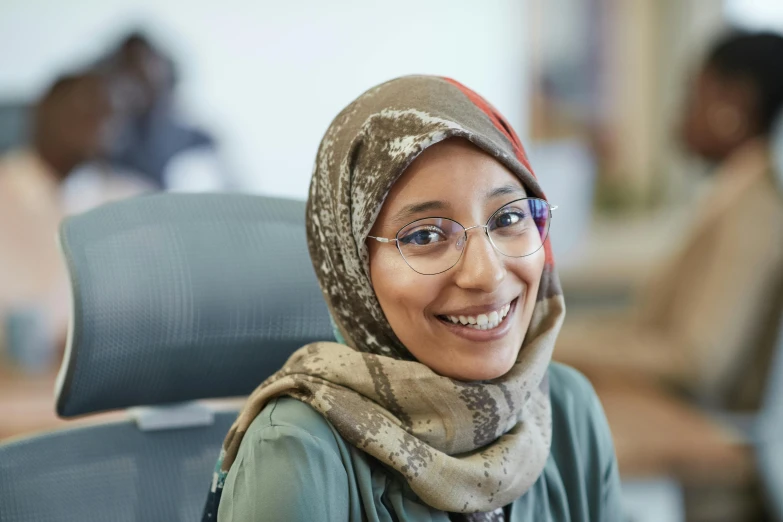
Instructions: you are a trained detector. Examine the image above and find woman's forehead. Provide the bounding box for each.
[380,139,527,218]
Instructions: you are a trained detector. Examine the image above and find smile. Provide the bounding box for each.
[444,303,511,330]
[436,298,518,333]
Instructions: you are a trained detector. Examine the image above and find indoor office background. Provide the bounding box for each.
[1,1,782,521]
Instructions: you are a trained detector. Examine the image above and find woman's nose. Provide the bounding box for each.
[452,230,505,292]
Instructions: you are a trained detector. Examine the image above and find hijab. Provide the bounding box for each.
[204,75,565,519]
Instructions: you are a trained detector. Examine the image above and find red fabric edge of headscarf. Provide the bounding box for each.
[440,77,555,267]
[441,77,535,176]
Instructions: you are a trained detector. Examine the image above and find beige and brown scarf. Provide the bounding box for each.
[205,76,566,517]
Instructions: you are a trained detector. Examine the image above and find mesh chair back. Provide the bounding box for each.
[55,193,334,417]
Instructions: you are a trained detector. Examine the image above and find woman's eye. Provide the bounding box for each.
[492,211,524,229]
[400,228,445,246]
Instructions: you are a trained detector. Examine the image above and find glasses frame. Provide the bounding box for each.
[368,197,558,275]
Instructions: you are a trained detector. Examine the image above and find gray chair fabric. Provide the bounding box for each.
[0,411,236,522]
[56,193,334,417]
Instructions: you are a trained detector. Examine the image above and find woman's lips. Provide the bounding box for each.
[436,298,518,342]
[443,301,512,330]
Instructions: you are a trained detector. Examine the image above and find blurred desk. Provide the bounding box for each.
[590,368,754,485]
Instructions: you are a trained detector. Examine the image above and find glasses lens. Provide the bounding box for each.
[396,218,465,274]
[487,198,550,257]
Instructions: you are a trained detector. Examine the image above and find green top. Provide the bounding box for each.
[217,363,624,521]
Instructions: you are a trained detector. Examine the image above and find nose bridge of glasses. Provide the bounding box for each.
[462,223,489,234]
[455,223,492,252]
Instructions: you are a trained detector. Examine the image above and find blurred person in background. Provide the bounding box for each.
[0,72,149,367]
[556,30,783,411]
[95,32,226,191]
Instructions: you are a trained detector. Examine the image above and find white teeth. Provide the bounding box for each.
[442,301,514,331]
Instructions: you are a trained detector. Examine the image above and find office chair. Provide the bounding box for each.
[0,193,333,521]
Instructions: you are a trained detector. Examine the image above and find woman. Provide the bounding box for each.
[203,76,623,521]
[557,31,783,411]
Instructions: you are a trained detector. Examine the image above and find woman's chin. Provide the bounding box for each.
[429,348,519,382]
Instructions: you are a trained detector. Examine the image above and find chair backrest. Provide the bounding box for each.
[0,193,334,522]
[56,192,333,417]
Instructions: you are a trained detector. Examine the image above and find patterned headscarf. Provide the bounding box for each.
[205,76,565,518]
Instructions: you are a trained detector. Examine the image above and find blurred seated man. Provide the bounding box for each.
[555,31,783,411]
[0,73,150,365]
[95,32,226,191]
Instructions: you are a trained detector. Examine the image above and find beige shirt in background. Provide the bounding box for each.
[556,140,783,410]
[0,149,152,354]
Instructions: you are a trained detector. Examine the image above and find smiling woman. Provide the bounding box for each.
[203,76,623,522]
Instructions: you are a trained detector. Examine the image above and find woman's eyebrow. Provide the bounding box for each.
[391,200,450,225]
[485,184,526,200]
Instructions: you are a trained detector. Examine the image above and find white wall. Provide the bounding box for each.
[725,0,783,32]
[0,0,530,198]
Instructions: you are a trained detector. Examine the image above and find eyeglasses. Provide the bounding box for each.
[368,198,557,275]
